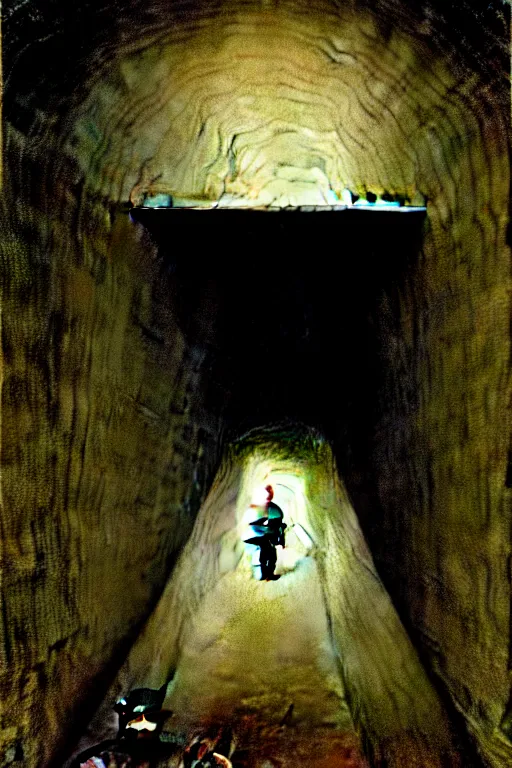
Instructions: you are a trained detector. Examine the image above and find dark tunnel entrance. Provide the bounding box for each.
[128,206,427,544]
[129,207,426,441]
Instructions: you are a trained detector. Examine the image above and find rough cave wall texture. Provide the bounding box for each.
[340,17,511,768]
[1,35,231,765]
[362,107,511,765]
[0,197,230,765]
[1,0,511,766]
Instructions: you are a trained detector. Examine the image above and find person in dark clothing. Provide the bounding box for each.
[264,485,287,548]
[243,529,278,581]
[113,683,168,739]
[258,535,278,580]
[71,685,175,767]
[244,484,287,581]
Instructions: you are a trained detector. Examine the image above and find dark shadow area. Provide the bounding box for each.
[128,207,427,558]
[128,208,426,446]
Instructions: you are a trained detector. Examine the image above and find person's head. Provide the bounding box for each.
[265,484,274,501]
[114,684,168,737]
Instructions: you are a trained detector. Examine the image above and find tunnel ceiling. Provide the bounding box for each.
[6,0,508,89]
[5,0,509,210]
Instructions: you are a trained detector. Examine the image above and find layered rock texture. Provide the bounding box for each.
[1,1,510,767]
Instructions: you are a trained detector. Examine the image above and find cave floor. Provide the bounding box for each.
[161,552,368,768]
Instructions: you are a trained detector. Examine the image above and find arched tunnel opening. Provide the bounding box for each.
[1,1,511,767]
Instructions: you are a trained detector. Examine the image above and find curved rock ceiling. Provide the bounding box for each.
[69,5,435,207]
[6,0,508,209]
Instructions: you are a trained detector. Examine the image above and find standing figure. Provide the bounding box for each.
[257,534,278,581]
[243,526,279,581]
[264,485,286,548]
[244,484,286,581]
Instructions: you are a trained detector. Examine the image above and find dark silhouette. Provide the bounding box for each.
[258,535,279,581]
[113,682,169,738]
[264,485,287,547]
[70,684,172,767]
[244,485,286,580]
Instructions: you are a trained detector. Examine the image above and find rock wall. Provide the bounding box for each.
[0,152,228,765]
[343,42,511,767]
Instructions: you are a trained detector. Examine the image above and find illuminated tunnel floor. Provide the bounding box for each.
[163,553,367,768]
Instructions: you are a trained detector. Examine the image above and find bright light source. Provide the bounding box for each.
[142,193,172,208]
[251,486,269,506]
[376,197,401,207]
[341,188,353,205]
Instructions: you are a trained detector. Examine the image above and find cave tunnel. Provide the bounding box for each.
[1,1,511,767]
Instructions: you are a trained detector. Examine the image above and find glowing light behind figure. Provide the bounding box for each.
[238,464,311,578]
[240,472,308,530]
[141,193,173,208]
[250,485,270,508]
[136,187,425,210]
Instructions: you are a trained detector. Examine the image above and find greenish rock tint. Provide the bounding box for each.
[142,193,173,208]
